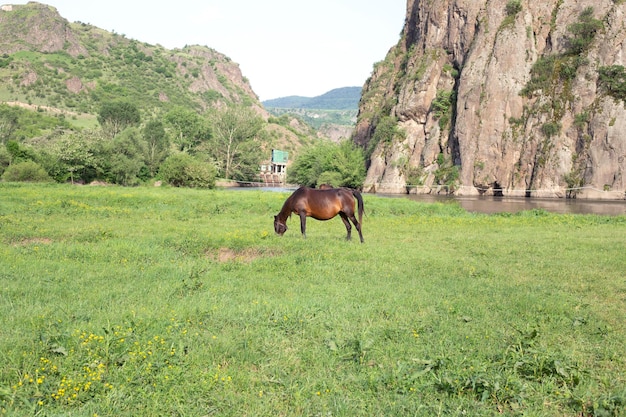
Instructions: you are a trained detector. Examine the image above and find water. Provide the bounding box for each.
[379,193,626,216]
[227,187,626,216]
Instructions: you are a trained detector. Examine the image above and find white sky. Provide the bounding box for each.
[12,1,406,101]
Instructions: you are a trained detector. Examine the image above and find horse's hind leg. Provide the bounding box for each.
[339,212,352,240]
[349,214,364,243]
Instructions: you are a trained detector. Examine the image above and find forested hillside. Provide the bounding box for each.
[0,2,323,186]
[0,3,260,116]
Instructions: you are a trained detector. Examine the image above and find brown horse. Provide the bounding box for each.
[274,187,364,242]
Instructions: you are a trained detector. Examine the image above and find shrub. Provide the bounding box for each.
[432,90,456,129]
[566,7,603,55]
[159,153,216,188]
[521,56,558,97]
[434,153,460,189]
[1,160,52,182]
[541,122,561,138]
[505,0,522,16]
[500,0,522,29]
[597,65,626,102]
[368,116,400,157]
[522,8,601,99]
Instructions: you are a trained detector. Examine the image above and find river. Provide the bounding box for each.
[228,187,626,216]
[378,193,626,216]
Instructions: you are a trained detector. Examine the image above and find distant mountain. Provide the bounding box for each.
[262,87,361,141]
[262,87,361,110]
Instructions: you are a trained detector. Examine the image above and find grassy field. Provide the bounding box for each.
[1,183,625,416]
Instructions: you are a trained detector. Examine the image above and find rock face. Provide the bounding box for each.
[355,0,626,199]
[0,2,87,57]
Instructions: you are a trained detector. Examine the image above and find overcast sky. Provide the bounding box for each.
[13,1,406,101]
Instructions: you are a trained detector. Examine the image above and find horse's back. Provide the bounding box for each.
[290,187,351,220]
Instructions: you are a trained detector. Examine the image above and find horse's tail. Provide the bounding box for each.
[351,189,364,224]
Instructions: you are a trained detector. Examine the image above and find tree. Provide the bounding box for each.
[97,101,141,138]
[164,107,210,152]
[142,120,169,176]
[207,107,264,180]
[334,140,367,188]
[104,127,148,186]
[288,140,366,188]
[49,130,102,183]
[5,140,36,164]
[0,105,19,144]
[0,145,9,176]
[289,141,335,187]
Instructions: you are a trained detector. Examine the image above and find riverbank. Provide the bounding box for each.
[224,185,626,216]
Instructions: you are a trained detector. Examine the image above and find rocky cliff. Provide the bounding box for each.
[355,0,626,199]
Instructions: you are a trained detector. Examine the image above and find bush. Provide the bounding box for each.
[368,116,400,158]
[1,161,52,182]
[434,153,460,188]
[505,0,522,16]
[566,7,603,55]
[432,90,456,129]
[598,65,626,102]
[159,153,216,188]
[541,122,561,138]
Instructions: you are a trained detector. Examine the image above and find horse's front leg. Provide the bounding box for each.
[298,211,307,238]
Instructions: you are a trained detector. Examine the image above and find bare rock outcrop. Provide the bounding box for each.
[0,2,87,57]
[356,0,626,199]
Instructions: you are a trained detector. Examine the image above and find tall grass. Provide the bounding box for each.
[1,183,625,416]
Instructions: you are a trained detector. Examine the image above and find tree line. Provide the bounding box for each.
[0,101,266,187]
[0,102,368,189]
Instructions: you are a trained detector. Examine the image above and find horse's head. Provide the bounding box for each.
[274,215,287,236]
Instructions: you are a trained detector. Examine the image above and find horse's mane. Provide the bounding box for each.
[278,187,306,219]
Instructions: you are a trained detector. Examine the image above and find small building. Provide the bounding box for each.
[260,149,288,185]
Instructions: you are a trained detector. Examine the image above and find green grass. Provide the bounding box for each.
[1,183,625,416]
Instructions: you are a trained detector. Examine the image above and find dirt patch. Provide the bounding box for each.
[212,247,280,263]
[15,237,53,246]
[3,101,79,116]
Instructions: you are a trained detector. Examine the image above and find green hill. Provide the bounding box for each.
[262,87,361,110]
[262,87,361,133]
[0,2,260,120]
[0,2,325,185]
